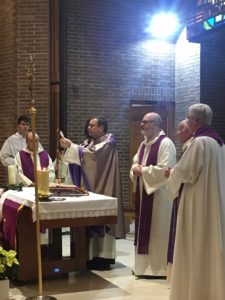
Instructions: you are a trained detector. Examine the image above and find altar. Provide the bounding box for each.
[0,187,117,281]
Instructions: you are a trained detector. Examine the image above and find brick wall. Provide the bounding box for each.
[0,0,50,182]
[175,28,200,156]
[65,0,176,208]
[16,0,50,147]
[175,28,225,153]
[0,0,17,180]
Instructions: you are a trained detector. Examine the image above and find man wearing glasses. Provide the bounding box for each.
[130,112,176,278]
[60,116,125,270]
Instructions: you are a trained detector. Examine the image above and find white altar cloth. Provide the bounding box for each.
[0,187,117,222]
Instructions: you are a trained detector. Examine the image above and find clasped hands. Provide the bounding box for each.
[133,164,142,177]
[164,167,172,178]
[134,165,172,178]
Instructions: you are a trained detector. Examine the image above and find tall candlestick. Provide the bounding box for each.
[26,54,56,300]
[8,165,17,185]
[37,169,49,196]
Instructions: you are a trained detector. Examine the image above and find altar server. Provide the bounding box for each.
[0,115,30,167]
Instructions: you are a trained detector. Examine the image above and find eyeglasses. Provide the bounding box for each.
[88,124,98,128]
[141,120,155,125]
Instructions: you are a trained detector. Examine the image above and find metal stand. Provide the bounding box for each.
[26,296,57,300]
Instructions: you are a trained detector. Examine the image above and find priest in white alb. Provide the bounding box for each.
[130,112,176,278]
[166,103,225,300]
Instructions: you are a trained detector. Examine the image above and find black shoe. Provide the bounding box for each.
[87,257,111,271]
[135,275,167,280]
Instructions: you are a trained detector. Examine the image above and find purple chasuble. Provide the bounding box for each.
[1,199,23,250]
[135,135,166,254]
[19,150,49,182]
[194,126,224,146]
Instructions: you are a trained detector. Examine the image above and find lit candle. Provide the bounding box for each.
[8,165,17,185]
[37,168,49,196]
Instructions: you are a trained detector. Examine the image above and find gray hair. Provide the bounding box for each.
[188,103,213,126]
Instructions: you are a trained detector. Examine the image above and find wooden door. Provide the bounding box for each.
[129,101,175,209]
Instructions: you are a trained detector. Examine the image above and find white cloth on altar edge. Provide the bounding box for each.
[0,187,117,222]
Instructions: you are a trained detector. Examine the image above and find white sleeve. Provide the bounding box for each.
[47,156,56,183]
[167,139,204,199]
[0,139,15,166]
[63,143,81,166]
[130,152,139,192]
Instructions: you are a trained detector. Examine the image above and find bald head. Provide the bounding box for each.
[177,120,192,145]
[26,132,39,151]
[144,112,162,127]
[141,112,162,140]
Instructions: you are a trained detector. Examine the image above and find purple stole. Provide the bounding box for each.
[19,150,49,182]
[194,126,224,146]
[167,184,183,263]
[167,144,188,264]
[69,146,92,191]
[134,135,166,254]
[1,199,23,250]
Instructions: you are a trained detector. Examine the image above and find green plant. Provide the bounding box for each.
[0,183,24,192]
[0,246,19,280]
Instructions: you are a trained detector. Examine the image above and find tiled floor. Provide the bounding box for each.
[9,233,170,299]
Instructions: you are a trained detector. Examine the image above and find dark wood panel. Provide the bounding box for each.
[17,207,116,281]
